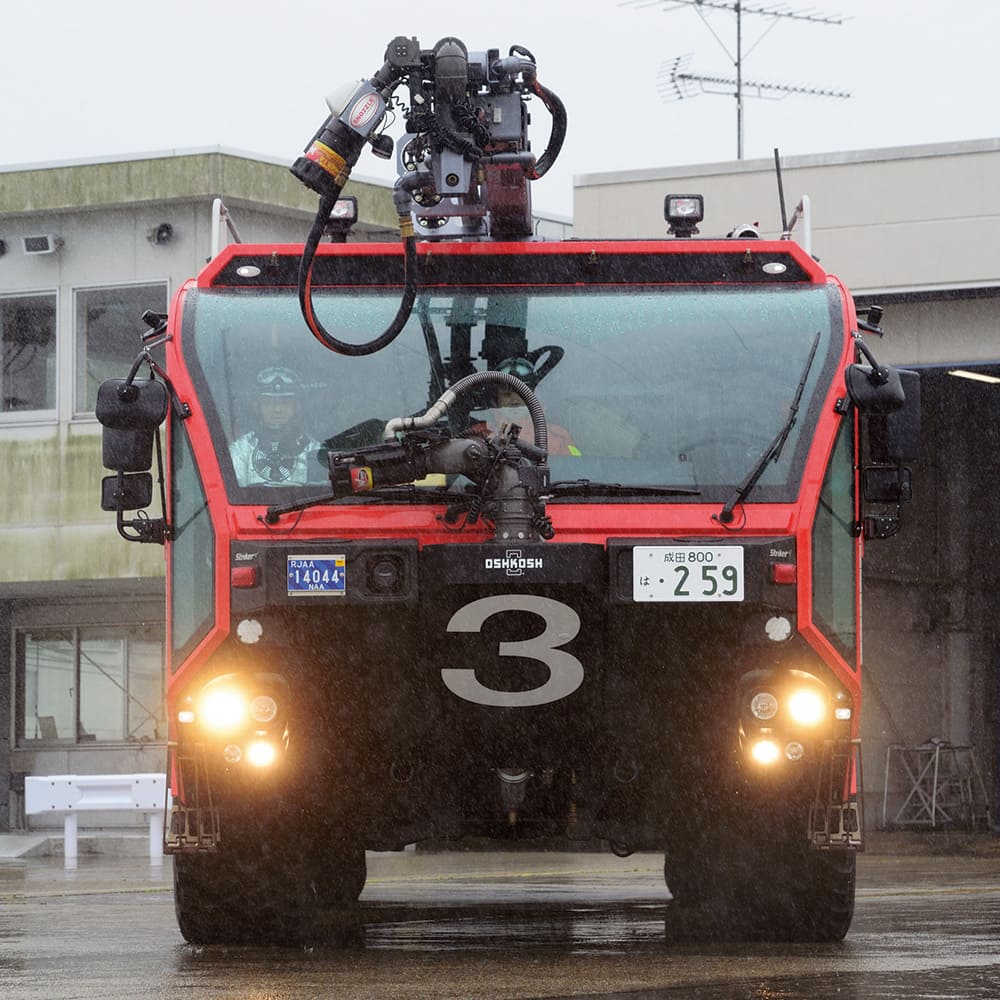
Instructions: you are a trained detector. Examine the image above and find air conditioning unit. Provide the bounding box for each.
[23,234,62,255]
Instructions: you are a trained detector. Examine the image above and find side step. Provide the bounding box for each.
[164,743,220,854]
[809,738,864,850]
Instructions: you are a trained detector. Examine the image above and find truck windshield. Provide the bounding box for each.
[183,282,841,505]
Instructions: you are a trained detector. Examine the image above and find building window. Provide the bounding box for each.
[17,624,165,744]
[75,283,168,413]
[1,292,57,415]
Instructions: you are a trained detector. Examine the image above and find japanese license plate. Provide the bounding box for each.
[287,555,346,596]
[633,546,744,602]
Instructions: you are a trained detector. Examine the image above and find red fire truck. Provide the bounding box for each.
[96,36,918,945]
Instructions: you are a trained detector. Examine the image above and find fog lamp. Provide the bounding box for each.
[223,744,242,764]
[250,695,278,724]
[751,739,781,765]
[785,741,805,762]
[247,740,277,768]
[750,691,779,720]
[788,689,825,726]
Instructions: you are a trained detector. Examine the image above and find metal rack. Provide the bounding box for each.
[881,741,992,831]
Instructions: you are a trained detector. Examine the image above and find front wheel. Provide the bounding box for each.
[664,820,856,942]
[174,823,366,946]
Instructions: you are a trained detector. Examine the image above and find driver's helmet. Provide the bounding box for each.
[496,356,537,389]
[256,366,301,397]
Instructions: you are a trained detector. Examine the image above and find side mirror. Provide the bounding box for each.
[844,363,905,413]
[101,472,153,512]
[96,378,168,472]
[857,368,920,542]
[869,368,921,463]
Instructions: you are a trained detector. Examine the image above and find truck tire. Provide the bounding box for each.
[664,821,855,942]
[174,830,366,945]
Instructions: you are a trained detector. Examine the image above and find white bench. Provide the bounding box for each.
[24,773,168,862]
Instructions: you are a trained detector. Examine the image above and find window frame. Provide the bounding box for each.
[13,614,166,748]
[72,279,169,418]
[0,287,59,424]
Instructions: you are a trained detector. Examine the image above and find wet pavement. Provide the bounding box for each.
[2,835,1000,998]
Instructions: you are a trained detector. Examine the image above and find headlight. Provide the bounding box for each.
[750,691,779,720]
[201,689,246,730]
[788,688,826,726]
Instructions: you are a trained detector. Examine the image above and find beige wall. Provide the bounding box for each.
[575,138,1000,301]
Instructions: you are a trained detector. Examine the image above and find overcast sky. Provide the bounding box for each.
[2,1,997,217]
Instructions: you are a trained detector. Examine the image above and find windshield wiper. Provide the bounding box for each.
[549,479,701,498]
[264,484,454,523]
[718,330,822,525]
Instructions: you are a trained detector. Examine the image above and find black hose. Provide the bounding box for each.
[526,76,567,180]
[297,192,418,357]
[509,46,567,181]
[451,370,549,456]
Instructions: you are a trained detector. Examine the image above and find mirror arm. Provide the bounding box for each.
[121,345,192,420]
[116,507,167,544]
[852,334,891,386]
[153,428,169,527]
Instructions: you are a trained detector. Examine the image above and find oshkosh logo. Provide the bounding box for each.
[484,549,543,576]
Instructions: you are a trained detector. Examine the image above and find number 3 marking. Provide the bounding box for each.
[442,595,584,707]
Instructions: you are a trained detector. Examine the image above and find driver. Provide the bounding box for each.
[230,367,322,485]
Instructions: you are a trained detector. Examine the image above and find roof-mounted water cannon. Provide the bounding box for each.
[290,35,567,357]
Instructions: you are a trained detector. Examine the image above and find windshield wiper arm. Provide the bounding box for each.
[264,484,454,523]
[549,479,701,498]
[718,330,821,525]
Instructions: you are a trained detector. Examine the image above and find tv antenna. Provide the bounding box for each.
[622,1,851,159]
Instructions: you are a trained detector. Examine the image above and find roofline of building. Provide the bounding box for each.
[0,144,391,186]
[0,145,573,226]
[574,136,1000,188]
[0,146,399,228]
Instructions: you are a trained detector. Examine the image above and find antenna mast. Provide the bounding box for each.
[623,0,850,159]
